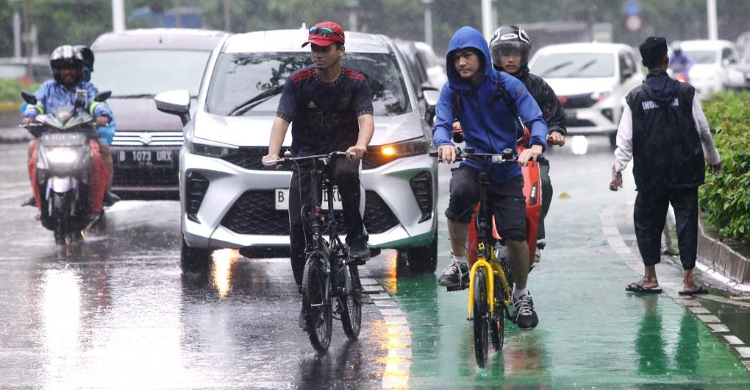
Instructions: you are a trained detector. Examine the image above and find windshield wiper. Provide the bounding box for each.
[538,61,574,77]
[564,59,598,77]
[228,85,285,116]
[112,94,155,99]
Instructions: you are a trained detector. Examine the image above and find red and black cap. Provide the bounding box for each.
[302,21,345,48]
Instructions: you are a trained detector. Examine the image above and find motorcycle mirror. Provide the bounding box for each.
[94,91,112,102]
[21,91,37,105]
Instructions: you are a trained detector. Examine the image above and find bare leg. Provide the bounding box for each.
[683,268,700,291]
[629,265,659,289]
[447,219,470,257]
[506,239,530,290]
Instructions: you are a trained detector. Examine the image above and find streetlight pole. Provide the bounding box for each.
[422,0,433,47]
[481,0,493,40]
[112,0,125,32]
[707,0,718,40]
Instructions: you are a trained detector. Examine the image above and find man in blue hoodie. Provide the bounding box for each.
[433,26,548,329]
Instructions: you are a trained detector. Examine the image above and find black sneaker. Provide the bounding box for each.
[21,195,36,207]
[103,192,121,207]
[347,234,370,265]
[512,292,539,329]
[438,260,469,288]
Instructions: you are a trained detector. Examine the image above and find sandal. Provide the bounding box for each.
[678,286,709,296]
[626,282,662,294]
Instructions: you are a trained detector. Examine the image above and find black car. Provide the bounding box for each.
[90,28,227,199]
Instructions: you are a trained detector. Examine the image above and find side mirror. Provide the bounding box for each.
[723,57,737,66]
[21,91,37,105]
[95,91,112,102]
[154,90,191,126]
[420,81,438,92]
[423,89,440,126]
[620,70,634,83]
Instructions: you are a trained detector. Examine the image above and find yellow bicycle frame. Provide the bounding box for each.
[467,242,512,317]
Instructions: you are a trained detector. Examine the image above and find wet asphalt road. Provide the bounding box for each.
[2,137,750,389]
[0,143,392,389]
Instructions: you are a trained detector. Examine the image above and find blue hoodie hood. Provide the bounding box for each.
[431,26,548,185]
[445,26,497,92]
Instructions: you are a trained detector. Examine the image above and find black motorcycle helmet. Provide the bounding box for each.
[75,45,95,72]
[489,25,532,70]
[74,45,95,82]
[50,45,84,84]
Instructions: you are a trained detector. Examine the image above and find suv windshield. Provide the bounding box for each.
[91,50,211,97]
[684,50,716,64]
[532,53,614,78]
[207,52,410,116]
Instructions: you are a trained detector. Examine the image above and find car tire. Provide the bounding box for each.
[181,233,212,272]
[608,133,617,150]
[398,229,438,273]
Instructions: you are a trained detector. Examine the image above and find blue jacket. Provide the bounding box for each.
[432,26,548,184]
[22,80,112,119]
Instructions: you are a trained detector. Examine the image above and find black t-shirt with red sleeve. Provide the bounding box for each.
[276,65,373,157]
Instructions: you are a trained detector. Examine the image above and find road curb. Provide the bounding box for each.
[600,204,750,372]
[696,214,750,294]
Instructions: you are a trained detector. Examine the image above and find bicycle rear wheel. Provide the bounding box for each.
[490,275,506,352]
[302,256,332,353]
[340,264,362,340]
[473,268,489,368]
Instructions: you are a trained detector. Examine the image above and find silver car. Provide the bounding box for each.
[155,30,438,272]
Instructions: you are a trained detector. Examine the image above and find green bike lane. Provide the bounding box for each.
[377,140,750,389]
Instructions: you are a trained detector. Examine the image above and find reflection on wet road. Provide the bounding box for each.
[0,144,388,389]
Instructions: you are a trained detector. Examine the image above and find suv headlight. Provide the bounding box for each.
[185,137,238,158]
[363,137,429,169]
[590,90,612,102]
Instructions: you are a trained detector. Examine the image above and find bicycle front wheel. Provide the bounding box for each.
[340,264,362,340]
[490,275,506,353]
[302,256,332,353]
[473,267,489,368]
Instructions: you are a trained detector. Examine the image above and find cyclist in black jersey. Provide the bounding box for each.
[262,22,375,313]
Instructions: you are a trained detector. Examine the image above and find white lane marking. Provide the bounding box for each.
[385,317,408,325]
[382,376,409,388]
[709,324,730,332]
[737,347,750,358]
[387,348,412,359]
[360,278,379,286]
[680,299,702,307]
[743,361,750,371]
[363,285,386,293]
[369,293,392,300]
[387,326,410,335]
[697,315,721,323]
[380,308,405,316]
[0,181,28,189]
[724,335,744,345]
[374,300,396,307]
[688,307,711,314]
[0,189,28,201]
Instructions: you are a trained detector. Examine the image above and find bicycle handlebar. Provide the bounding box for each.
[263,151,348,168]
[429,147,518,163]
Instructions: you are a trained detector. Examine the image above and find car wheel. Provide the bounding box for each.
[181,233,212,272]
[398,229,438,273]
[608,133,617,150]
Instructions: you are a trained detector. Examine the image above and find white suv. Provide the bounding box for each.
[529,43,644,147]
[156,30,439,272]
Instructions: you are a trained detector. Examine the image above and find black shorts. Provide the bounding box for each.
[445,165,527,242]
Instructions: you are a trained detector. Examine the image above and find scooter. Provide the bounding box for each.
[22,90,111,245]
[462,127,542,274]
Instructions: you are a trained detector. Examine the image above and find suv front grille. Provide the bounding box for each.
[222,148,292,171]
[559,94,596,109]
[220,190,399,236]
[113,167,178,186]
[112,131,184,147]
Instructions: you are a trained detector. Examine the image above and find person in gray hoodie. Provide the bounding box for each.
[432,26,548,329]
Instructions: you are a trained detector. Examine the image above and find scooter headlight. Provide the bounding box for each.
[45,147,78,164]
